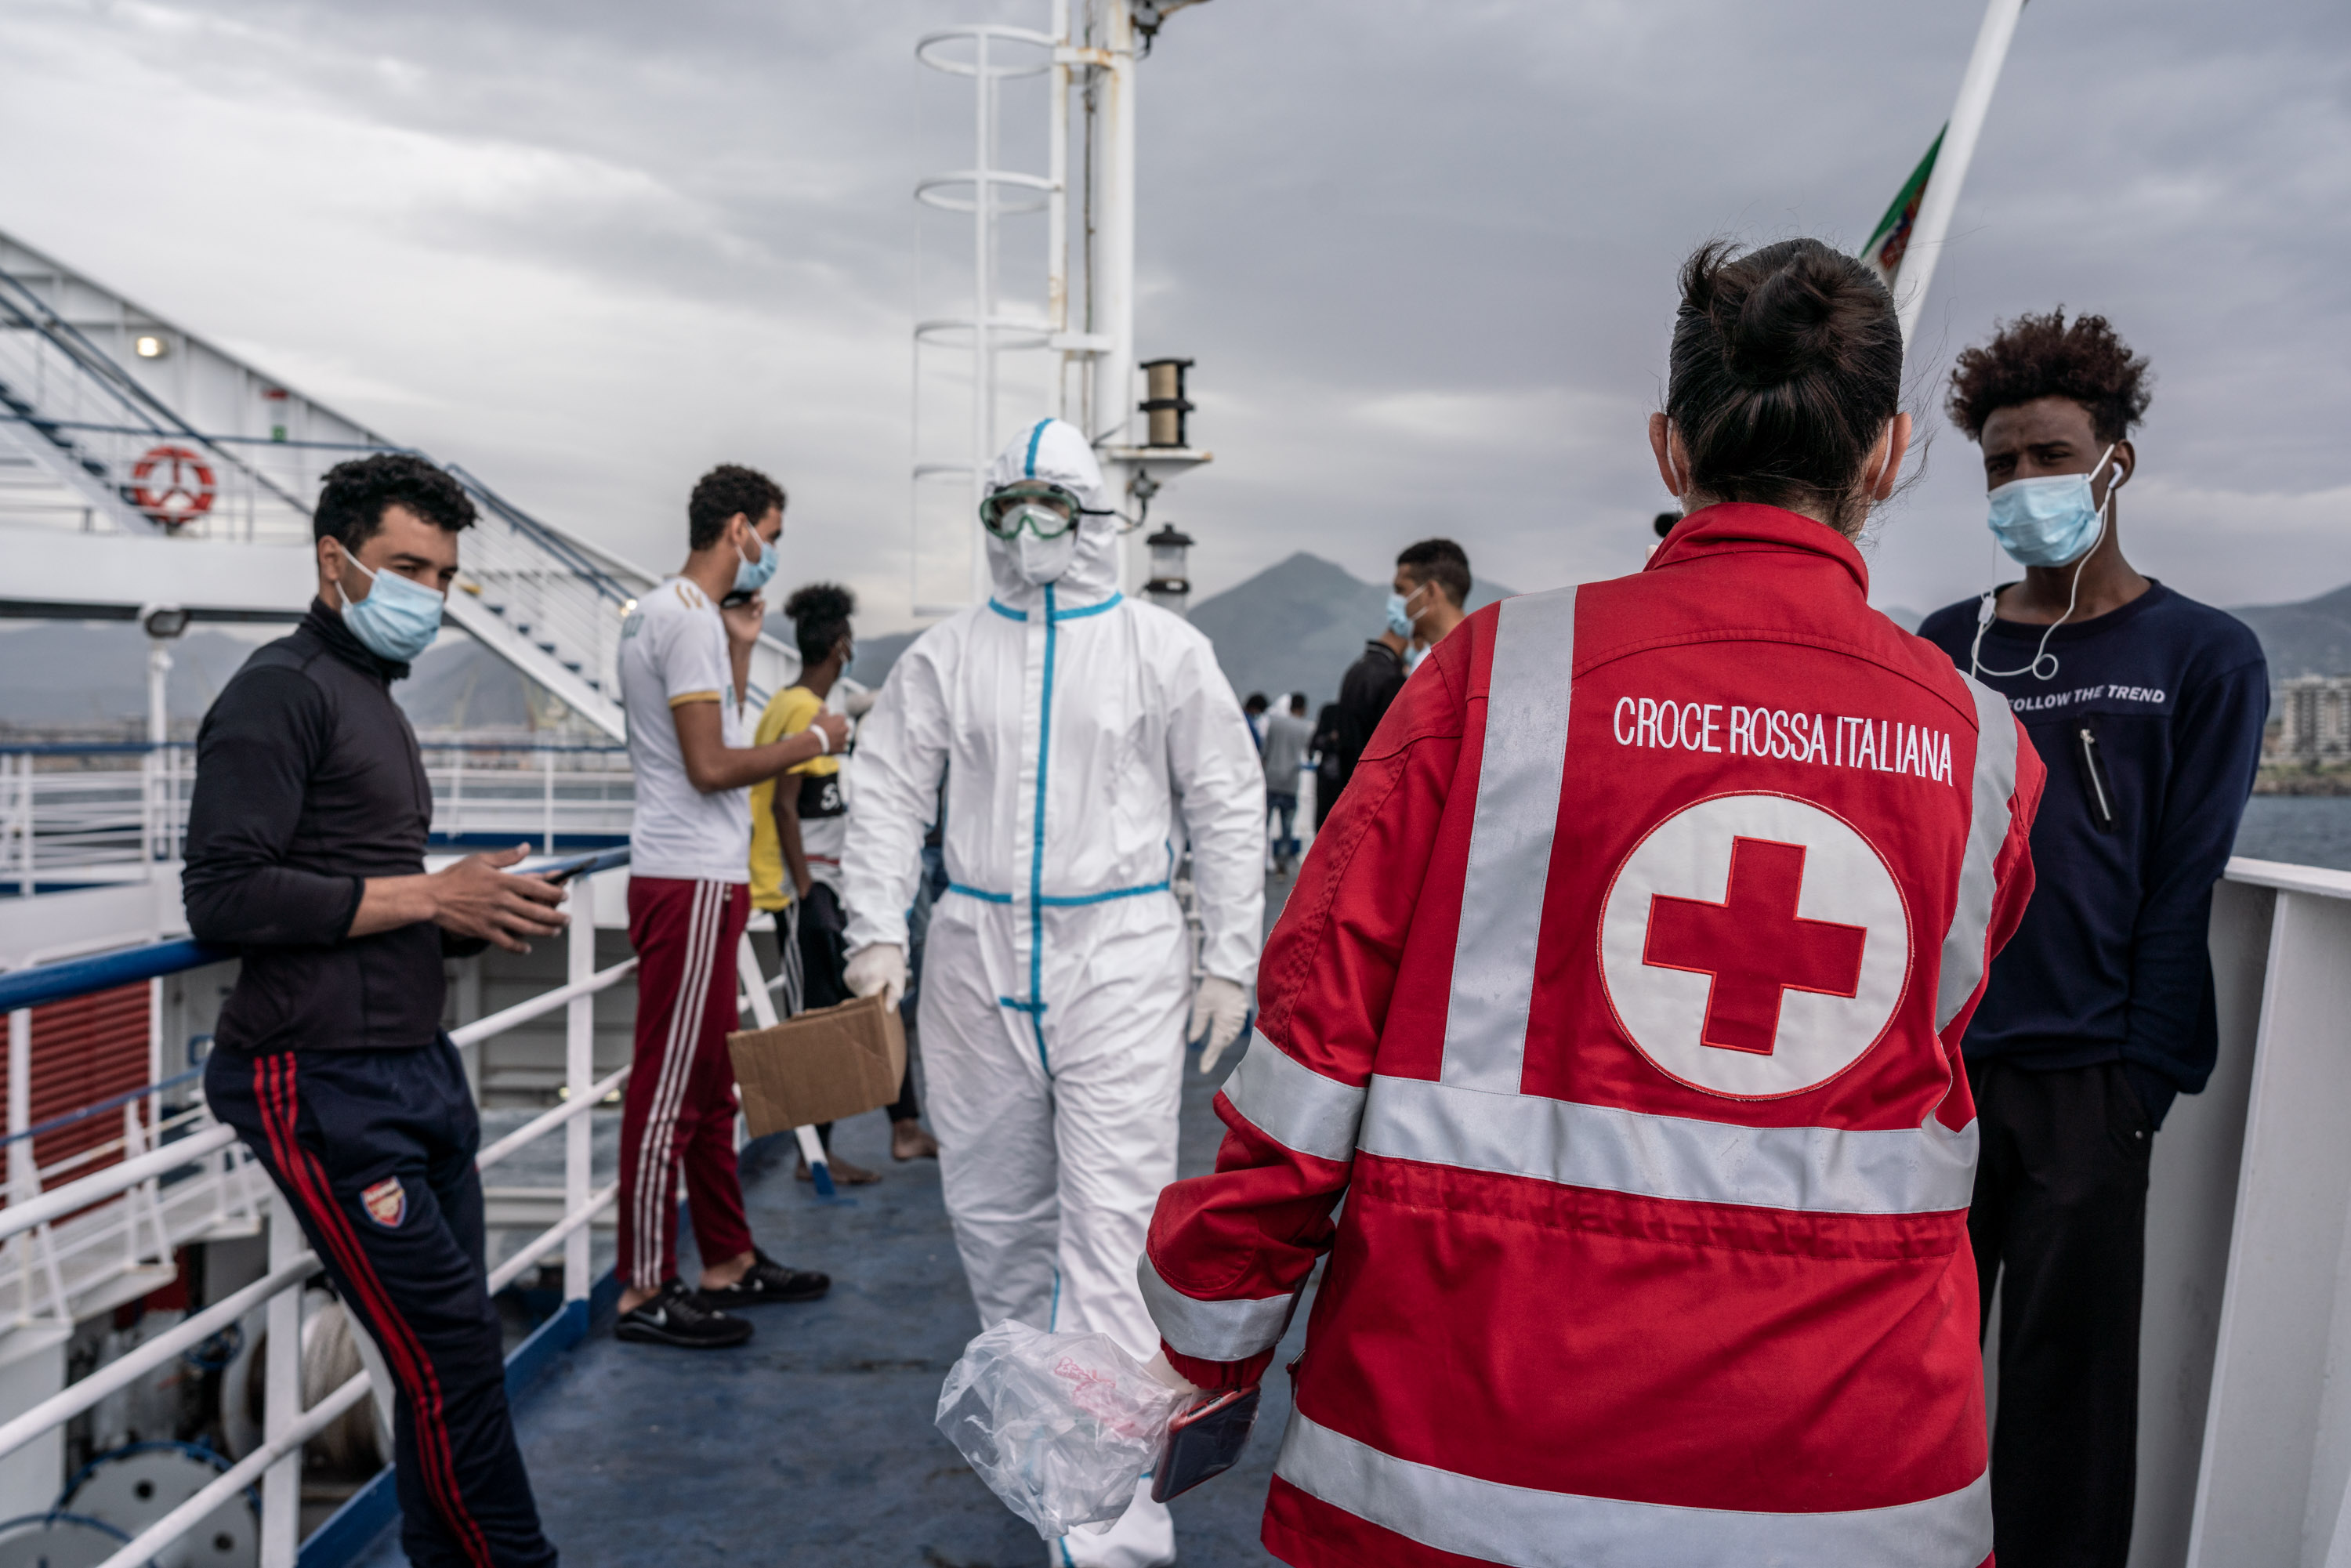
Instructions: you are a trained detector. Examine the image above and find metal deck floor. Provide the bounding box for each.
[355,919,1304,1566]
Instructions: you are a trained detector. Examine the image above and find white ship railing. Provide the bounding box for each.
[0,848,637,1568]
[0,743,637,891]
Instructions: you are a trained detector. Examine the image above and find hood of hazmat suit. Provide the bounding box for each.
[842,418,1262,1568]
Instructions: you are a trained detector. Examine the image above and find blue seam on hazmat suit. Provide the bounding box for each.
[949,880,1170,907]
[987,592,1124,624]
[1024,418,1050,477]
[1021,581,1059,1077]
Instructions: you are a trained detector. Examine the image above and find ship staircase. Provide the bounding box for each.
[0,224,802,735]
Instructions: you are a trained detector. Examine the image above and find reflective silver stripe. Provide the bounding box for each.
[1221,1030,1367,1164]
[1359,1075,1978,1215]
[1276,1412,1991,1568]
[1442,587,1578,1092]
[1936,677,2020,1030]
[1138,1253,1299,1363]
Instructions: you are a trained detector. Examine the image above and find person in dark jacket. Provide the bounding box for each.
[1915,311,2267,1568]
[1328,539,1473,806]
[187,454,568,1568]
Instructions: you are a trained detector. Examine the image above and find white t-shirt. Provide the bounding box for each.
[620,577,751,883]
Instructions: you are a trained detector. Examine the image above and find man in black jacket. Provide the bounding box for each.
[1328,538,1473,806]
[187,454,568,1568]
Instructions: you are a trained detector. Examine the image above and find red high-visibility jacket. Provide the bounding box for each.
[1141,505,2045,1568]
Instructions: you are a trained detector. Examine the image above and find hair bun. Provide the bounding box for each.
[1665,237,1904,534]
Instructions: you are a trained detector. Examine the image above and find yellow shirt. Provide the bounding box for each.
[748,686,844,911]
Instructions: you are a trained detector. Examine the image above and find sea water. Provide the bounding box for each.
[2233,796,2351,875]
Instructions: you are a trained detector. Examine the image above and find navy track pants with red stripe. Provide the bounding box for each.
[207,1037,557,1568]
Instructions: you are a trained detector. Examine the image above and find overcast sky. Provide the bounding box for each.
[4,0,2346,632]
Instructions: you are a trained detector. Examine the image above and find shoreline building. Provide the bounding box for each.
[2281,674,2351,765]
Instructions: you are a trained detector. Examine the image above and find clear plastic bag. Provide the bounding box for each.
[936,1318,1187,1539]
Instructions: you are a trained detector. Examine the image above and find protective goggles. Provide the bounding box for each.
[979,482,1095,540]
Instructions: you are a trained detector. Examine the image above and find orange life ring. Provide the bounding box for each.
[130,444,216,528]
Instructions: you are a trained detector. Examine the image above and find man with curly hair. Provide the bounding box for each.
[1917,311,2267,1567]
[190,454,571,1565]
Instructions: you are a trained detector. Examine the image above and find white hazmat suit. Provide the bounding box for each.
[842,420,1263,1566]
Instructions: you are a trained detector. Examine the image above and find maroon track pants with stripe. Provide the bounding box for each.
[619,877,755,1291]
[205,1039,555,1568]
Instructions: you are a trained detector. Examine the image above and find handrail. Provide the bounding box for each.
[0,848,648,1566]
[447,958,638,1049]
[476,1065,631,1171]
[0,1066,202,1147]
[2224,854,2351,901]
[0,939,230,1014]
[0,1249,320,1465]
[0,1123,235,1245]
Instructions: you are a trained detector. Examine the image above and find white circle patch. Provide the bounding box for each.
[1599,792,1910,1099]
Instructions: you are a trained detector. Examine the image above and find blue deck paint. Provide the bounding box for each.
[338,904,1309,1566]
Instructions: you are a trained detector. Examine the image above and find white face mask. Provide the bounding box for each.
[1015,530,1078,585]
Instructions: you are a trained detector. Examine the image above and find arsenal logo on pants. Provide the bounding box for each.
[205,1037,556,1568]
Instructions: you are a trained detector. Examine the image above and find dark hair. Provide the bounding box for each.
[1666,238,1902,534]
[688,465,786,551]
[1243,692,1270,714]
[1653,511,1680,540]
[1289,693,1307,713]
[313,454,475,548]
[783,581,855,667]
[1396,538,1472,610]
[1946,309,2152,445]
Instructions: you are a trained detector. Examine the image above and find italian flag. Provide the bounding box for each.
[1860,128,1943,290]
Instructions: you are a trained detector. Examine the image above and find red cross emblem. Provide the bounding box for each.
[1641,837,1867,1056]
[1599,793,1910,1099]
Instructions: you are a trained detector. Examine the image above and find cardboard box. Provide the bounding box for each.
[726,994,907,1136]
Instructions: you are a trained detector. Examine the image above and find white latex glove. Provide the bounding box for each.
[1188,976,1249,1075]
[1143,1348,1201,1396]
[844,943,907,1012]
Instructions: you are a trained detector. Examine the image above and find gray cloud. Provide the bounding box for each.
[3,0,2345,630]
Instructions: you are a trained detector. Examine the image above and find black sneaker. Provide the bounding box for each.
[693,1249,831,1308]
[615,1280,753,1348]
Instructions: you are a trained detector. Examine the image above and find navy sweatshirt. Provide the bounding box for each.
[1917,582,2266,1126]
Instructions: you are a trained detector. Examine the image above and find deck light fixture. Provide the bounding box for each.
[132,334,168,360]
[1143,523,1194,617]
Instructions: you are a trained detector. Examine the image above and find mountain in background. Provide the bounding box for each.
[9,570,2349,739]
[842,552,1512,707]
[0,624,266,736]
[2233,583,2351,681]
[0,623,587,738]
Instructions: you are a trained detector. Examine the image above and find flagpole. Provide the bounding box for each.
[1895,0,2027,344]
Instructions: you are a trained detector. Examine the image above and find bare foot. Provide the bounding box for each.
[892,1121,941,1161]
[796,1155,882,1185]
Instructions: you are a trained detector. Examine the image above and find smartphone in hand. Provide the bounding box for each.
[1150,1386,1260,1503]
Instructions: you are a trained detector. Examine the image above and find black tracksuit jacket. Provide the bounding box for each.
[184,599,469,1054]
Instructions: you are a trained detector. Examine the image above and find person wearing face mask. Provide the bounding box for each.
[187,454,571,1567]
[611,464,847,1349]
[1914,312,2267,1568]
[748,581,940,1172]
[1138,240,2044,1568]
[839,418,1262,1568]
[1328,539,1473,806]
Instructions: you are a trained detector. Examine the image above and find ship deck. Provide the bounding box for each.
[353,988,1299,1566]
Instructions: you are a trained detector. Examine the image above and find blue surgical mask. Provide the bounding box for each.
[733,530,779,595]
[335,551,445,665]
[1384,590,1417,639]
[1985,445,2117,567]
